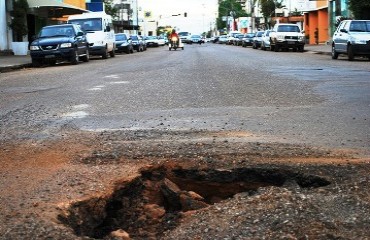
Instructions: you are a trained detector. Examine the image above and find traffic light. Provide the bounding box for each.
[184,12,187,17]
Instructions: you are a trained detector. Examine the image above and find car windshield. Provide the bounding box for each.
[69,18,102,31]
[146,36,156,40]
[257,32,263,37]
[246,33,255,38]
[178,32,190,37]
[115,34,127,41]
[39,26,74,37]
[277,25,300,32]
[191,35,201,38]
[131,36,138,40]
[349,21,370,32]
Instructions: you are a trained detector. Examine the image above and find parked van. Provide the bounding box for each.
[68,12,115,59]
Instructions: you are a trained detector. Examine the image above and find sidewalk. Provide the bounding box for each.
[0,44,332,73]
[0,55,32,73]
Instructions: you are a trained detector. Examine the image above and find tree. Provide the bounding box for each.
[348,0,370,19]
[260,0,285,28]
[216,0,247,31]
[104,0,119,19]
[9,0,29,42]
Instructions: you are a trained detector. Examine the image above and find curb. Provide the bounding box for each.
[0,63,33,73]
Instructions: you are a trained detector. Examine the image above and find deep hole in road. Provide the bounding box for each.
[59,164,331,239]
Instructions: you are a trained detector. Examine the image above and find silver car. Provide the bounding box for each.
[260,30,271,51]
[332,20,370,61]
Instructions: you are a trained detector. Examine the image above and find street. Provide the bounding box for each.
[1,43,370,152]
[1,43,370,239]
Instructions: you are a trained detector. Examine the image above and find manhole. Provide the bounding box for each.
[59,164,330,239]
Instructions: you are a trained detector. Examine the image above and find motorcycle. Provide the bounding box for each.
[168,36,184,51]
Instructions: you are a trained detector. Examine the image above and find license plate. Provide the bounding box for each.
[287,41,295,44]
[45,55,55,59]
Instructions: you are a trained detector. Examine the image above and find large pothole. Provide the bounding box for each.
[59,164,330,239]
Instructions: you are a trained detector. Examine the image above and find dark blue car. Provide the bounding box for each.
[30,24,89,67]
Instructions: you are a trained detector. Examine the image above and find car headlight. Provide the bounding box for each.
[298,36,305,41]
[60,43,72,48]
[30,45,40,51]
[121,43,128,47]
[277,35,285,40]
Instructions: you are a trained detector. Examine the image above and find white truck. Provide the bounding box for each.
[68,12,115,59]
[269,23,305,52]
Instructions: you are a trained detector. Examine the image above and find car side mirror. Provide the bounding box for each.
[106,26,111,32]
[77,32,84,37]
[301,30,305,34]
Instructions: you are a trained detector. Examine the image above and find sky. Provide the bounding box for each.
[138,0,218,34]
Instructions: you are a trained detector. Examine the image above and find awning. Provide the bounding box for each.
[28,0,89,18]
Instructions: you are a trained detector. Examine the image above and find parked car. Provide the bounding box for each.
[260,30,271,50]
[227,31,241,45]
[233,34,245,46]
[252,31,264,49]
[241,33,255,47]
[218,35,228,44]
[332,20,370,61]
[140,35,147,51]
[68,12,115,59]
[115,33,133,54]
[157,36,166,46]
[190,35,204,44]
[269,23,305,52]
[130,35,144,52]
[145,36,160,47]
[30,24,89,67]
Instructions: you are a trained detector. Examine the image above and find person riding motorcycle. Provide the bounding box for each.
[168,29,179,47]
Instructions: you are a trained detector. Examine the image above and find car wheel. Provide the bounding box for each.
[102,46,108,59]
[347,45,354,61]
[70,49,79,65]
[81,49,90,62]
[49,60,56,66]
[32,59,42,67]
[252,43,256,49]
[109,48,115,57]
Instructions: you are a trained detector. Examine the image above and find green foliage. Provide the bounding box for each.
[9,0,29,41]
[291,8,302,17]
[216,0,247,30]
[260,0,285,18]
[104,0,119,19]
[348,0,370,19]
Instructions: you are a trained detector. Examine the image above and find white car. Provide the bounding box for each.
[269,23,305,52]
[332,20,370,61]
[260,30,271,50]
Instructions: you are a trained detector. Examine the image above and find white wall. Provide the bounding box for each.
[0,0,8,50]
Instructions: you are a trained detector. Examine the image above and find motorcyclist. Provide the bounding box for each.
[168,29,179,46]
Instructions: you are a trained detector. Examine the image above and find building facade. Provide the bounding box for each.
[1,0,88,55]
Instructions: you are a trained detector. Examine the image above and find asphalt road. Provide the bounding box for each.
[1,43,369,154]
